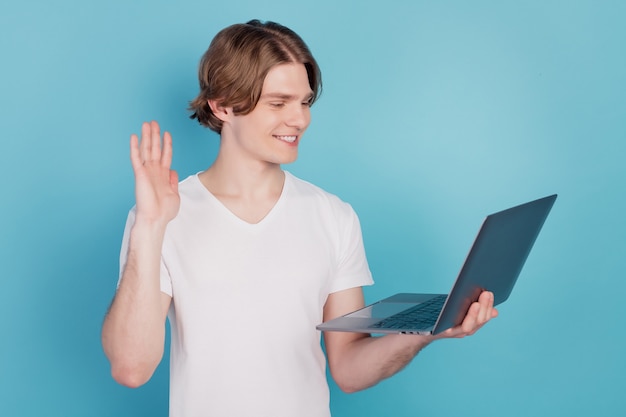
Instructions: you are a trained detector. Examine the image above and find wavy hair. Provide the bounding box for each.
[188,20,322,133]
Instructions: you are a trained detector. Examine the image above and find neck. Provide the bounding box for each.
[198,160,286,224]
[200,157,285,200]
[201,127,288,198]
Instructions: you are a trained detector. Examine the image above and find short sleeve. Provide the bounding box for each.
[329,202,374,293]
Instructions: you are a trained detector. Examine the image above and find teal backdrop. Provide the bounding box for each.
[1,1,624,416]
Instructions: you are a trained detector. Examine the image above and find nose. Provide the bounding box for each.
[286,103,310,131]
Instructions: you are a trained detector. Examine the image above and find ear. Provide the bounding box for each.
[208,99,232,123]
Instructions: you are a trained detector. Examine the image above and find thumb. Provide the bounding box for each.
[170,170,179,193]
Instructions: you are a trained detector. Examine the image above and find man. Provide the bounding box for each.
[101,20,497,417]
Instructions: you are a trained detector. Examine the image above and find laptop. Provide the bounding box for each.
[317,194,557,335]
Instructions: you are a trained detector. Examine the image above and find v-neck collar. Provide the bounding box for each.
[193,171,291,227]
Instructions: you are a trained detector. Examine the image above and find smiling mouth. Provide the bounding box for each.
[274,135,298,143]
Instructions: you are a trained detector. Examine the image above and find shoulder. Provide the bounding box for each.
[175,173,209,205]
[284,171,358,222]
[167,173,213,225]
[286,171,350,205]
[177,173,202,194]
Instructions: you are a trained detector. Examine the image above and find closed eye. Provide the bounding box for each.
[262,92,314,109]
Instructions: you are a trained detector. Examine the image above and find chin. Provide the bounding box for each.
[279,157,298,165]
[274,151,299,165]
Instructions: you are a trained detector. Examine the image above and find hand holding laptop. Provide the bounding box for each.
[317,195,555,396]
[433,290,499,339]
[318,194,556,336]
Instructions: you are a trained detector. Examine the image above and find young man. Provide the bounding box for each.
[101,20,497,417]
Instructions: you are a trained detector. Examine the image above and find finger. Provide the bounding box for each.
[161,130,173,167]
[130,134,141,171]
[476,291,493,324]
[139,121,151,161]
[485,292,495,322]
[461,302,480,334]
[170,170,179,193]
[149,120,162,161]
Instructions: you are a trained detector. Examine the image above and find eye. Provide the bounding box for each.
[269,102,285,108]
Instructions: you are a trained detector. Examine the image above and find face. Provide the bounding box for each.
[220,63,313,166]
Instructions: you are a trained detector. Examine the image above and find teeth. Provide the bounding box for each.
[275,135,297,143]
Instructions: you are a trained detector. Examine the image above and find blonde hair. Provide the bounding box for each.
[189,20,322,133]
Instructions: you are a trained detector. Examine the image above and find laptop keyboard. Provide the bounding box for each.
[369,294,447,330]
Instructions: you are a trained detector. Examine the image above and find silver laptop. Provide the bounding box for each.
[317,194,557,335]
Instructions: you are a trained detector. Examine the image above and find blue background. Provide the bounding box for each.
[1,1,624,416]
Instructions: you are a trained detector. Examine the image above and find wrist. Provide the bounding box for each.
[130,216,168,245]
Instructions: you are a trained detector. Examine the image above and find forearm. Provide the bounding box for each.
[328,333,434,393]
[101,220,169,387]
[326,292,498,393]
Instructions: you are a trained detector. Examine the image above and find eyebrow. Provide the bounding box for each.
[261,92,314,102]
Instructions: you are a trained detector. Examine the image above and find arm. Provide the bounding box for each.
[322,287,498,393]
[101,121,180,388]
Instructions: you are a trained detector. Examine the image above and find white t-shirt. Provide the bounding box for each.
[119,171,373,417]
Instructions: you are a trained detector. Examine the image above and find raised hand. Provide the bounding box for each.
[130,121,180,227]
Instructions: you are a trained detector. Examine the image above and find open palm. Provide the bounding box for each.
[130,121,180,226]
